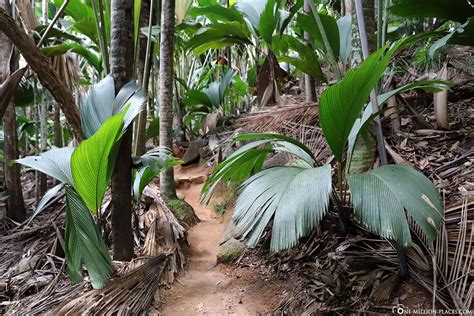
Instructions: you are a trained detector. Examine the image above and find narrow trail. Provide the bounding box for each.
[159,165,279,316]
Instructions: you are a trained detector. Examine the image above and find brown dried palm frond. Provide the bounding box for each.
[52,54,80,91]
[15,0,37,34]
[132,183,187,284]
[233,102,331,162]
[54,255,170,315]
[409,198,473,310]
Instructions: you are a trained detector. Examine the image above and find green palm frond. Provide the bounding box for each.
[65,186,113,288]
[201,133,315,204]
[348,165,444,246]
[235,165,332,252]
[71,112,125,213]
[132,147,182,198]
[319,43,401,162]
[81,76,145,138]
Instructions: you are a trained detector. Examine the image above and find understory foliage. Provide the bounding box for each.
[16,77,174,288]
[202,42,447,252]
[1,0,471,294]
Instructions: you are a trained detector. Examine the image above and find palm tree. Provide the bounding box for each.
[1,0,26,223]
[110,0,134,261]
[159,0,177,199]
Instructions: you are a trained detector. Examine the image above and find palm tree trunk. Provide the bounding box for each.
[363,0,377,52]
[304,0,316,102]
[159,0,177,199]
[134,0,152,156]
[0,0,25,222]
[110,0,134,261]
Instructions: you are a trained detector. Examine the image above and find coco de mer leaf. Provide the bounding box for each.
[319,43,400,162]
[71,112,125,213]
[348,164,444,246]
[65,186,113,288]
[17,147,74,185]
[234,165,332,252]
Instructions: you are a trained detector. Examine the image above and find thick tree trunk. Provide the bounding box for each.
[0,8,82,140]
[1,0,25,222]
[110,0,134,261]
[3,103,25,222]
[159,0,177,199]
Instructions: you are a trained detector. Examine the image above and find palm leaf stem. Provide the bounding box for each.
[308,0,341,80]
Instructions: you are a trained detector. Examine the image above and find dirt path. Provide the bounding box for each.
[159,165,280,316]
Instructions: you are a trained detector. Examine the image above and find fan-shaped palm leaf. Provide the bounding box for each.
[81,76,145,138]
[132,147,181,198]
[201,133,315,204]
[348,165,444,246]
[81,76,115,138]
[234,165,332,252]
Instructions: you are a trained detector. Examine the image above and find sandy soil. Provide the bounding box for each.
[156,165,282,316]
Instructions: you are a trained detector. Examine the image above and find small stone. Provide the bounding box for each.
[219,222,241,245]
[217,238,246,264]
[181,139,206,166]
[176,191,185,200]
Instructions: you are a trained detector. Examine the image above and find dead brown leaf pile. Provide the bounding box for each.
[0,179,187,314]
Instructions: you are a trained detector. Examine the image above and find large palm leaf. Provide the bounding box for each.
[235,165,332,252]
[319,43,400,162]
[71,112,125,213]
[65,186,113,288]
[201,133,315,204]
[17,147,74,185]
[81,76,145,138]
[348,165,444,246]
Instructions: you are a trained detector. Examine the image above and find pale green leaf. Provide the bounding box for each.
[17,147,74,185]
[235,165,332,252]
[348,165,444,246]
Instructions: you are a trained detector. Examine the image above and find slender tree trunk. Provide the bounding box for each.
[53,106,61,147]
[0,0,25,222]
[159,0,177,199]
[134,0,151,156]
[363,0,377,53]
[303,0,316,102]
[38,93,48,196]
[110,0,134,261]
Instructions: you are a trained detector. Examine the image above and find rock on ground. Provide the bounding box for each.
[217,238,246,264]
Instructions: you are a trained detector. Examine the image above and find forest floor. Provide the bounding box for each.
[156,165,285,315]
